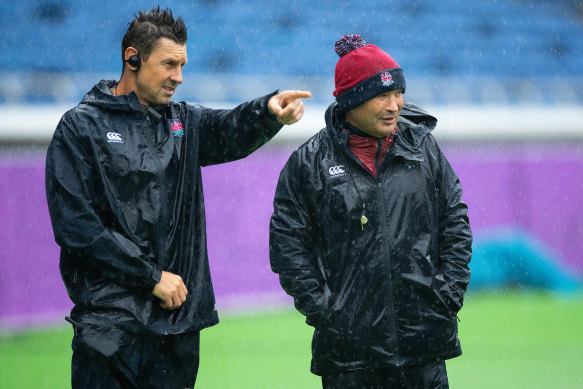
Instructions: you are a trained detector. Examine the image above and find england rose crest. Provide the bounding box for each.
[170,119,184,137]
[381,72,394,87]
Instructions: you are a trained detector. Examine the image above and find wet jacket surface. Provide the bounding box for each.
[270,101,472,375]
[46,80,282,335]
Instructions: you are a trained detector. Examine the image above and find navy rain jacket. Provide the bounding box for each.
[46,80,282,335]
[270,101,472,375]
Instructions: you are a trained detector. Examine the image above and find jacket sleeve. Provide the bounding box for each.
[269,151,327,327]
[198,92,284,166]
[433,139,472,311]
[45,114,162,290]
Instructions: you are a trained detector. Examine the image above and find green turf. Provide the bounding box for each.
[0,325,71,388]
[448,291,583,388]
[1,291,582,388]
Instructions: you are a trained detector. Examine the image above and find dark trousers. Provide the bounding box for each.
[322,361,449,389]
[71,327,200,389]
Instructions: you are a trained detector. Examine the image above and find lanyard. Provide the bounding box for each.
[337,149,376,231]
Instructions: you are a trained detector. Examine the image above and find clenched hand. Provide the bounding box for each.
[152,271,188,310]
[268,90,311,125]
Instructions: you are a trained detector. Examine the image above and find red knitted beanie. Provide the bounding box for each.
[333,34,406,111]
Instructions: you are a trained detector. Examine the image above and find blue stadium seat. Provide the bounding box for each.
[1,0,582,103]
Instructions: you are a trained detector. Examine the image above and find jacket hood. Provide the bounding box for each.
[324,100,438,161]
[80,80,146,114]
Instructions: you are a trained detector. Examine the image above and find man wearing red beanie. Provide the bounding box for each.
[270,34,472,388]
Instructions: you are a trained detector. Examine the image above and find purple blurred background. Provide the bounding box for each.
[1,142,582,329]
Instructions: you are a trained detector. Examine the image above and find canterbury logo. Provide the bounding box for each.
[107,132,124,143]
[403,160,419,169]
[328,165,346,177]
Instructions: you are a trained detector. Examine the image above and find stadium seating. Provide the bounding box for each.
[0,0,582,104]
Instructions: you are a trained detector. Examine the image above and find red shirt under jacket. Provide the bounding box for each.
[346,125,396,177]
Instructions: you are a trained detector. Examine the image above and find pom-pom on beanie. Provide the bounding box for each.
[333,34,406,112]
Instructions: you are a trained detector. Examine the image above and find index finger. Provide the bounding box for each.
[283,90,312,100]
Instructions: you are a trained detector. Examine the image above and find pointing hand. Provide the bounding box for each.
[268,90,312,125]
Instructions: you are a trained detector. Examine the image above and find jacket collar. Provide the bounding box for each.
[81,80,170,118]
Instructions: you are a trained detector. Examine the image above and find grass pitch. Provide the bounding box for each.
[0,291,582,388]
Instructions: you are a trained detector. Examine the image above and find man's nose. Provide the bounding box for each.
[171,67,183,84]
[385,95,399,111]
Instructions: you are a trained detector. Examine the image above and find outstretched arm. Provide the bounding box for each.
[198,90,311,166]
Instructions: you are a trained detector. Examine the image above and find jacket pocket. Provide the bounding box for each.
[311,283,332,328]
[431,273,460,314]
[404,234,457,316]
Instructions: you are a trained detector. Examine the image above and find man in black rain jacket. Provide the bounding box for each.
[270,35,471,388]
[45,7,310,388]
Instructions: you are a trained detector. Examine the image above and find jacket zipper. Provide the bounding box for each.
[374,137,383,176]
[338,132,401,359]
[376,159,401,362]
[144,115,169,269]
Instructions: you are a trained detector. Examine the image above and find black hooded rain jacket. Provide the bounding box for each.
[46,80,282,336]
[270,101,472,375]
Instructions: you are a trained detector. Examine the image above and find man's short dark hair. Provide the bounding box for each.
[121,7,187,70]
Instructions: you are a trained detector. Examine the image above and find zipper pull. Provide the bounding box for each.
[360,203,368,231]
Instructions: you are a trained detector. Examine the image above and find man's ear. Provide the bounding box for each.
[123,47,141,72]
